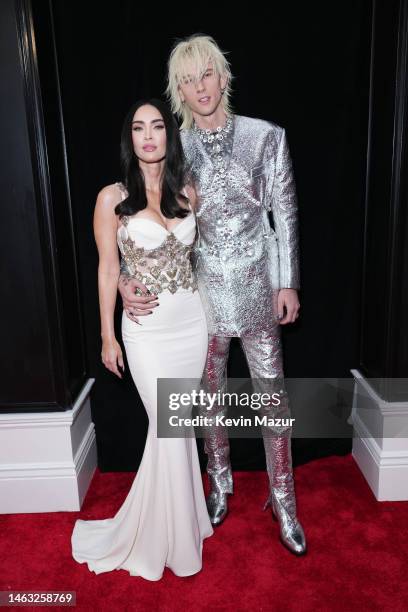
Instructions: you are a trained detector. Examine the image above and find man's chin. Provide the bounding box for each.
[192,105,219,117]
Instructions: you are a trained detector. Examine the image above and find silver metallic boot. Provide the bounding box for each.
[200,336,234,526]
[201,406,234,525]
[206,467,233,525]
[262,435,307,555]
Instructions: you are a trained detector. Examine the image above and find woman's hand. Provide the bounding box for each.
[101,337,125,378]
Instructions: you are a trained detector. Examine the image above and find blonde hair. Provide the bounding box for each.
[165,34,234,130]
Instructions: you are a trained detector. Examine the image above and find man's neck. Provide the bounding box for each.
[192,107,229,132]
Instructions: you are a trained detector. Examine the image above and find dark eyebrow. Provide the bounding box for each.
[131,119,165,125]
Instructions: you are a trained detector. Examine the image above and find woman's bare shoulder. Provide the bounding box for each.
[96,183,123,212]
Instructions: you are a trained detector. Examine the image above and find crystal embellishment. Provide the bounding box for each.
[118,218,197,294]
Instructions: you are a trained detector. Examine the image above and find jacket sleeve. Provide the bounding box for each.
[270,127,300,290]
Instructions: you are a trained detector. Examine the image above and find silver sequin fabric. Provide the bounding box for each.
[198,329,294,494]
[181,113,300,337]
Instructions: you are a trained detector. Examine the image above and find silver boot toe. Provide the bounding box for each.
[264,491,307,555]
[206,471,233,526]
[206,490,229,525]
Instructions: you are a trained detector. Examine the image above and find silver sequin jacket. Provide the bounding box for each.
[180,114,300,337]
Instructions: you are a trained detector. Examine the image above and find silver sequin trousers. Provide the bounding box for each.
[199,326,298,518]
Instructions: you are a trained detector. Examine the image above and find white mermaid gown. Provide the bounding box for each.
[71,186,213,581]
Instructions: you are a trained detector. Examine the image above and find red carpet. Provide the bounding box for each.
[1,454,408,611]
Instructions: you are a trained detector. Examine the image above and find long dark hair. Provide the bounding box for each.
[114,98,189,219]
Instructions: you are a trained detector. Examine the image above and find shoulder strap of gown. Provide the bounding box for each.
[115,182,129,227]
[116,181,128,202]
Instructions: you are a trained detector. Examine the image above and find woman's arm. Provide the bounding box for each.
[93,185,124,378]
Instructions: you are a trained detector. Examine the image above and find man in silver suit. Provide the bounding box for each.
[118,34,307,555]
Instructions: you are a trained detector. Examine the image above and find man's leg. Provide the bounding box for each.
[199,334,233,525]
[240,328,306,555]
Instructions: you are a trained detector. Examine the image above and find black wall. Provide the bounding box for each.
[0,0,87,411]
[359,0,408,399]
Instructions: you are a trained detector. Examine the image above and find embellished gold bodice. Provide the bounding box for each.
[117,210,198,295]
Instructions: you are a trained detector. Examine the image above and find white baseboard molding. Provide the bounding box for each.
[350,369,408,501]
[0,378,96,513]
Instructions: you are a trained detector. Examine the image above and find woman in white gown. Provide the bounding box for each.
[71,99,213,581]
